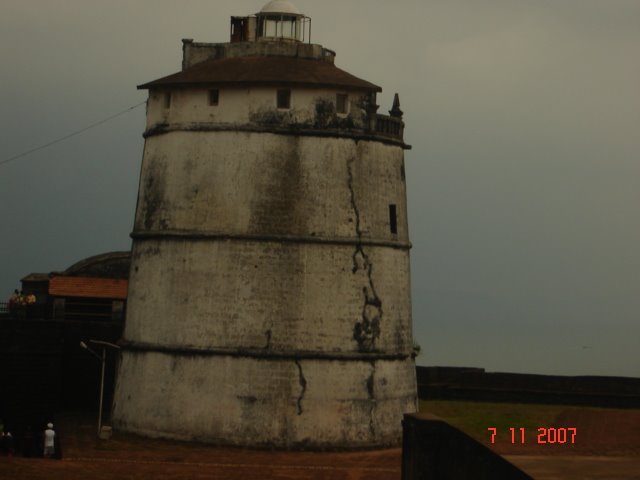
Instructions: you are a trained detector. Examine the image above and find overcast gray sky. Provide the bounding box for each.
[1,0,639,377]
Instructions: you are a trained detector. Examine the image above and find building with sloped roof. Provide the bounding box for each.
[18,251,130,321]
[113,1,416,448]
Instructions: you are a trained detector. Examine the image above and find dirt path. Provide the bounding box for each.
[0,455,401,480]
[3,406,640,479]
[491,408,640,457]
[0,412,401,480]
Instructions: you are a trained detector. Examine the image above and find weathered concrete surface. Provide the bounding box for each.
[124,241,411,353]
[114,38,416,447]
[133,132,407,240]
[114,131,416,446]
[113,353,416,447]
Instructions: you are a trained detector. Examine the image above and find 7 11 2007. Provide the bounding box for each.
[487,427,577,444]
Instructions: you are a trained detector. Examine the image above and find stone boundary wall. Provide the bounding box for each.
[417,366,640,408]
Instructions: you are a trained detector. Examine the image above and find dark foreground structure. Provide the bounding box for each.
[402,413,533,480]
[0,252,127,441]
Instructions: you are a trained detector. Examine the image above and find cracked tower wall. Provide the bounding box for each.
[112,3,417,448]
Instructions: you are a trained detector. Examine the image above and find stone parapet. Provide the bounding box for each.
[182,38,335,69]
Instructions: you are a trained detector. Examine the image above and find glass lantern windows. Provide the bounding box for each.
[259,15,302,41]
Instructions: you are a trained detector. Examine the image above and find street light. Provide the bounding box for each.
[80,340,121,437]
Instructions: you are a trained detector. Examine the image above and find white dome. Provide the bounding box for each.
[259,0,301,15]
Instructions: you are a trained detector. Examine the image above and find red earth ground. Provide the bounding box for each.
[490,408,640,479]
[483,408,640,457]
[1,406,639,479]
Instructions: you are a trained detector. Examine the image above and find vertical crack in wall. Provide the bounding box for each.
[347,156,383,352]
[295,360,307,415]
[367,361,376,438]
[264,328,272,349]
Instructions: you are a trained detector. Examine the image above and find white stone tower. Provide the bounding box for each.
[113,0,417,448]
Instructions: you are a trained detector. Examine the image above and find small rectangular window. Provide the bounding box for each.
[389,204,398,234]
[277,89,291,109]
[164,92,172,109]
[209,89,219,106]
[336,93,348,114]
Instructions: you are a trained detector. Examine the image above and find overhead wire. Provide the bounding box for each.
[0,100,146,168]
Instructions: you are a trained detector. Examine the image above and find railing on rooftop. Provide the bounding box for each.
[375,114,404,141]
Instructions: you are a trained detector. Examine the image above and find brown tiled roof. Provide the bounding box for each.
[48,276,128,300]
[138,56,381,92]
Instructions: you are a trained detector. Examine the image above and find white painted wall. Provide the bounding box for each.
[147,87,365,128]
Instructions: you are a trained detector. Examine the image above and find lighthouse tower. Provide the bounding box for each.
[113,0,417,448]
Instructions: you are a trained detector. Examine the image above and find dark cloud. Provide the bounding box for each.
[1,0,638,376]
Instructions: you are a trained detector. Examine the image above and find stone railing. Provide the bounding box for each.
[375,114,404,140]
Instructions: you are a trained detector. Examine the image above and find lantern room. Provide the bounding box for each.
[230,0,311,43]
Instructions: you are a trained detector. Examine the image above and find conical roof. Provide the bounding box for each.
[138,56,381,92]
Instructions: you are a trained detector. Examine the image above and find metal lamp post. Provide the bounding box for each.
[80,340,121,437]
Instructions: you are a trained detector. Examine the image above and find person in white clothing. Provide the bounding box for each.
[43,423,55,458]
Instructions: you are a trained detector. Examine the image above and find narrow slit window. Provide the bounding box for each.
[164,91,172,109]
[209,89,219,106]
[389,204,397,234]
[336,93,348,114]
[277,89,291,109]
